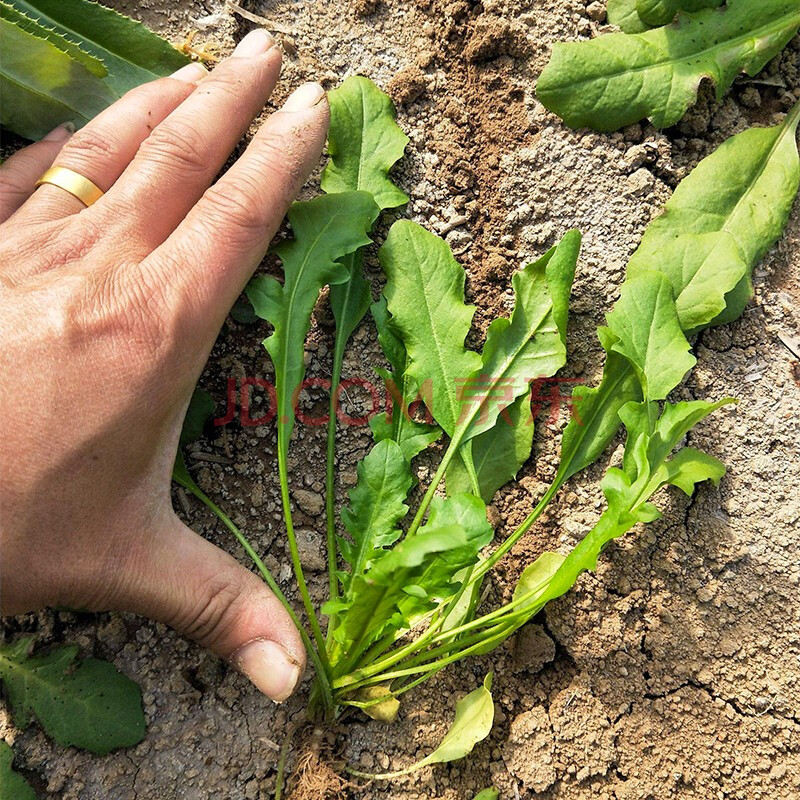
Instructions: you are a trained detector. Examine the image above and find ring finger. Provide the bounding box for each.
[17,61,208,225]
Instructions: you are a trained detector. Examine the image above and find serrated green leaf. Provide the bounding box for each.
[246,192,379,453]
[321,75,409,210]
[628,101,800,331]
[447,389,534,502]
[508,397,730,625]
[607,0,650,32]
[458,231,579,444]
[637,0,724,28]
[551,104,799,493]
[338,439,413,580]
[0,741,36,800]
[0,16,116,139]
[605,271,696,401]
[537,0,800,130]
[380,220,483,436]
[369,297,442,461]
[9,0,189,95]
[0,1,106,76]
[0,638,145,755]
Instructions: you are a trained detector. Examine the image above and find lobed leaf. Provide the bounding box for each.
[605,271,696,401]
[0,638,145,755]
[509,397,730,626]
[537,0,800,130]
[628,101,800,331]
[446,389,534,502]
[458,231,579,444]
[246,192,379,450]
[0,742,36,800]
[379,220,483,437]
[338,439,413,580]
[322,75,409,210]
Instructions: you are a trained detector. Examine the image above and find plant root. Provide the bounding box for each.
[285,727,358,800]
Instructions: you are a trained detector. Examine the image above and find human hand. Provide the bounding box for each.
[0,29,328,703]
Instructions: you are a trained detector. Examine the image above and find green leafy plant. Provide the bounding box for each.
[174,77,799,791]
[0,636,146,755]
[538,0,800,130]
[0,0,188,139]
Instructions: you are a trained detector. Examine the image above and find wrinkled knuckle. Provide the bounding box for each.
[203,181,269,238]
[179,577,246,653]
[65,126,122,168]
[0,168,31,204]
[140,120,208,175]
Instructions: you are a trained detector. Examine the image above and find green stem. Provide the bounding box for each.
[174,472,335,713]
[324,327,348,643]
[277,426,329,662]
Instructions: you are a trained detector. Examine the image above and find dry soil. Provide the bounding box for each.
[2,1,799,799]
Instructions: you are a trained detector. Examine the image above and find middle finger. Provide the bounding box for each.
[101,29,282,252]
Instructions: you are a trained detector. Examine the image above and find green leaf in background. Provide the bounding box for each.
[628,100,800,331]
[1,0,189,139]
[473,790,500,800]
[322,75,409,210]
[9,0,189,94]
[537,0,800,130]
[246,192,379,451]
[179,387,215,448]
[607,0,650,32]
[1,1,107,76]
[447,389,534,502]
[337,439,413,582]
[380,221,482,437]
[0,638,145,755]
[0,742,36,800]
[636,0,724,27]
[605,271,695,400]
[0,15,116,139]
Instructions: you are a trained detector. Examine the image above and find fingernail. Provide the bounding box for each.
[232,28,276,58]
[281,82,326,113]
[170,62,209,82]
[233,639,301,703]
[43,122,75,142]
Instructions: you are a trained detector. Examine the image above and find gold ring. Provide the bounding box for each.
[35,166,104,207]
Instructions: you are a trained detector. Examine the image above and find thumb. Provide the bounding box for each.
[113,514,304,703]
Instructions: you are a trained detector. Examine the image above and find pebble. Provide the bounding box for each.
[292,488,324,516]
